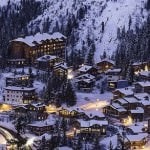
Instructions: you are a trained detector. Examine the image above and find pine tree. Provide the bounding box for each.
[65,80,76,106]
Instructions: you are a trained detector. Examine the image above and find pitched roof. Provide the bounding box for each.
[12,32,66,46]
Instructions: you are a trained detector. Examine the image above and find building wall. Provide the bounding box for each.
[8,38,66,64]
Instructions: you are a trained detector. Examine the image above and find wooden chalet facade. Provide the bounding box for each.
[132,61,150,75]
[36,55,63,71]
[113,88,134,99]
[6,74,30,87]
[53,62,68,78]
[75,74,96,92]
[135,81,150,94]
[7,32,66,65]
[28,122,53,136]
[77,120,108,136]
[124,133,148,150]
[13,103,48,121]
[78,65,98,76]
[103,103,127,119]
[96,59,114,72]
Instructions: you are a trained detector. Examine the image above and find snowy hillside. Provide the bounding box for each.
[0,0,149,63]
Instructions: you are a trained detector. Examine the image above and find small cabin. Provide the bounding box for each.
[53,62,68,78]
[28,122,54,136]
[36,55,63,71]
[135,81,150,94]
[113,88,134,99]
[78,65,98,76]
[124,133,148,150]
[103,103,127,119]
[78,119,108,136]
[96,59,114,73]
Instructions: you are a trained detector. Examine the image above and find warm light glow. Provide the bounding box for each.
[145,65,148,71]
[26,137,36,146]
[122,116,133,126]
[46,105,57,114]
[0,104,12,112]
[80,100,109,110]
[67,74,74,79]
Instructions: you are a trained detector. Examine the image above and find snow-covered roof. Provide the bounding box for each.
[106,68,121,73]
[79,119,108,127]
[75,73,95,80]
[127,124,145,133]
[111,103,127,112]
[134,93,149,101]
[123,97,139,103]
[117,98,128,105]
[11,32,66,47]
[96,58,115,65]
[31,103,46,108]
[81,110,105,118]
[141,100,150,106]
[4,86,36,91]
[136,81,150,87]
[139,71,150,77]
[54,62,68,70]
[37,55,57,62]
[6,74,29,79]
[28,122,52,127]
[78,65,93,72]
[126,133,148,142]
[130,107,144,114]
[132,62,147,66]
[115,88,134,96]
[55,147,73,150]
[77,79,94,84]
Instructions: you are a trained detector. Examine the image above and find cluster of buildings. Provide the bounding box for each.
[0,31,149,149]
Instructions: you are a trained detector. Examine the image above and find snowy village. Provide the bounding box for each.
[0,0,150,150]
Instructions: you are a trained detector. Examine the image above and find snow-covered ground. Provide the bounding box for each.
[28,0,148,62]
[0,0,148,62]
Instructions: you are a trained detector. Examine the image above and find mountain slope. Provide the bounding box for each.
[0,0,149,63]
[26,0,149,63]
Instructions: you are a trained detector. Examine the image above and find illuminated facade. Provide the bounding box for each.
[7,32,66,65]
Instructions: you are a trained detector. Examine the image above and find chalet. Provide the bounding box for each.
[7,59,26,68]
[135,81,150,94]
[53,62,68,78]
[134,93,150,117]
[59,107,82,118]
[28,122,54,136]
[129,107,144,122]
[75,74,95,92]
[96,58,114,72]
[76,79,95,92]
[36,55,63,71]
[78,65,98,76]
[13,103,48,121]
[7,32,66,65]
[13,105,28,117]
[113,88,134,99]
[132,61,150,75]
[127,124,147,134]
[103,103,127,119]
[123,97,139,110]
[108,80,128,90]
[139,71,150,81]
[5,74,30,87]
[106,68,122,82]
[77,119,108,136]
[79,110,106,121]
[3,86,37,104]
[124,133,148,150]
